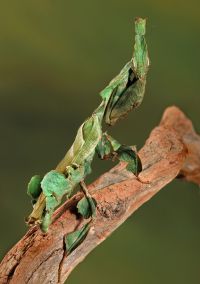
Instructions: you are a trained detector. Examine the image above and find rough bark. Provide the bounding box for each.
[0,106,199,284]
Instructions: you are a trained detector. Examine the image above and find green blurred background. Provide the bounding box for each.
[0,1,200,283]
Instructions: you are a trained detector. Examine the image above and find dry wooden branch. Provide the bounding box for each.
[0,106,199,284]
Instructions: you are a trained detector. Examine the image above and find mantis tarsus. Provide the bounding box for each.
[27,17,149,254]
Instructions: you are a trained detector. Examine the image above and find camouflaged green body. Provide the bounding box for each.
[56,114,102,173]
[28,114,102,231]
[27,18,150,236]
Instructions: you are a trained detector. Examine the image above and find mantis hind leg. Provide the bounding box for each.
[79,180,97,219]
[80,180,92,199]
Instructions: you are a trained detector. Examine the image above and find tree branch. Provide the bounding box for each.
[0,106,199,284]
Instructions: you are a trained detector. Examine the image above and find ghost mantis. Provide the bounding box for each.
[27,17,149,254]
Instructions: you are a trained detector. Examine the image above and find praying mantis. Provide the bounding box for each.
[26,17,149,254]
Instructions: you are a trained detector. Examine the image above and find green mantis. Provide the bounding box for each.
[27,18,149,254]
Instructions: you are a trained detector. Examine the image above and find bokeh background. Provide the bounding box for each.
[0,1,200,283]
